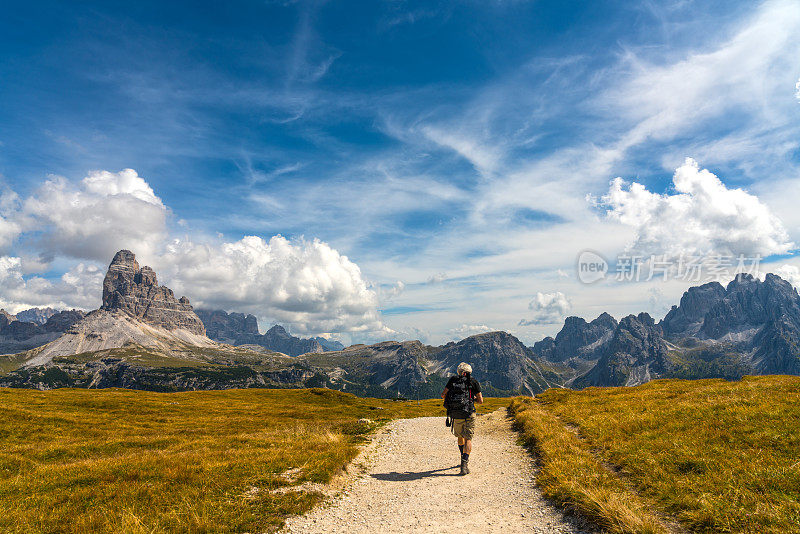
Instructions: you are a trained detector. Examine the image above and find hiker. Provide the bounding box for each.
[442,362,483,475]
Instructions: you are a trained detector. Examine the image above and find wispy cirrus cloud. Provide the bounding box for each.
[2,1,800,345]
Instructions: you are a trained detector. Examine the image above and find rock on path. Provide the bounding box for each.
[282,410,593,534]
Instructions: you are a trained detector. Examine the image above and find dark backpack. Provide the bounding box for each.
[445,374,474,417]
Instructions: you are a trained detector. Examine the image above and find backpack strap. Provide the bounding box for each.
[465,372,474,413]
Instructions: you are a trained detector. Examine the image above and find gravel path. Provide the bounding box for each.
[282,409,594,534]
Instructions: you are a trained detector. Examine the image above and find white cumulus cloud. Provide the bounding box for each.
[0,169,390,339]
[0,257,104,313]
[0,189,21,253]
[772,264,800,289]
[20,169,168,262]
[599,158,793,259]
[155,235,390,337]
[519,291,571,326]
[796,77,800,101]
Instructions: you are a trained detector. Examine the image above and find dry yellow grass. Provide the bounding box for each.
[0,387,507,533]
[510,375,800,534]
[509,396,672,534]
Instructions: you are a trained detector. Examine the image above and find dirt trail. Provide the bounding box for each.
[282,410,595,534]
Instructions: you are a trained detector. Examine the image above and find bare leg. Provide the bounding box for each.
[464,439,472,454]
[458,437,465,446]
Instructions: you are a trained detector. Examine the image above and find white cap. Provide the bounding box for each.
[457,362,472,375]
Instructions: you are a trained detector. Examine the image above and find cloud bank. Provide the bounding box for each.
[157,235,389,336]
[18,169,168,262]
[0,189,21,253]
[0,257,104,313]
[600,158,793,259]
[519,291,571,326]
[0,170,388,338]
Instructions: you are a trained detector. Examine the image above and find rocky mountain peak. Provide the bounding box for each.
[660,281,726,337]
[435,331,531,392]
[312,336,345,352]
[591,312,618,330]
[762,272,797,295]
[726,272,757,291]
[195,309,259,339]
[633,312,656,327]
[698,273,800,340]
[0,308,85,355]
[137,266,158,286]
[267,325,288,336]
[576,312,671,388]
[535,312,618,362]
[195,310,324,356]
[261,324,324,356]
[101,249,206,335]
[15,307,58,325]
[43,310,85,332]
[0,309,16,328]
[562,316,587,328]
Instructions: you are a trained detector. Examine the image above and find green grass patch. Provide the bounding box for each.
[0,352,29,374]
[666,343,755,380]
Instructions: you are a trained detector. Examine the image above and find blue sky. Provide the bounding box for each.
[1,0,800,345]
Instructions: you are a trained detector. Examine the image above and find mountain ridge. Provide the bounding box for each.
[0,309,86,355]
[3,249,800,395]
[194,309,344,356]
[551,273,800,387]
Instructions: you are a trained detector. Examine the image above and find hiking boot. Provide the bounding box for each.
[460,459,470,475]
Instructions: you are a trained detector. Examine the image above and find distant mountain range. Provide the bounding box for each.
[15,307,58,325]
[195,309,344,356]
[2,249,800,396]
[533,272,800,388]
[0,308,85,355]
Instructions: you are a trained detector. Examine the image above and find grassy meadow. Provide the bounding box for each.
[0,387,508,533]
[510,375,800,534]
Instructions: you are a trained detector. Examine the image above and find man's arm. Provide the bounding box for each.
[475,392,484,404]
[441,387,449,400]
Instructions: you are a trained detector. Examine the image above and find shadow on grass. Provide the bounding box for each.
[371,466,461,481]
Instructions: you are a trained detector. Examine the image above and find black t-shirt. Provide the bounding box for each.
[445,375,481,394]
[445,375,481,418]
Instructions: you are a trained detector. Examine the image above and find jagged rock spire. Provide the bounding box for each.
[101,250,206,335]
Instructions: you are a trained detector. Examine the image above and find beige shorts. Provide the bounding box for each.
[451,413,476,440]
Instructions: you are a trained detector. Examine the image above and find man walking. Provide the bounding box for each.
[442,362,483,475]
